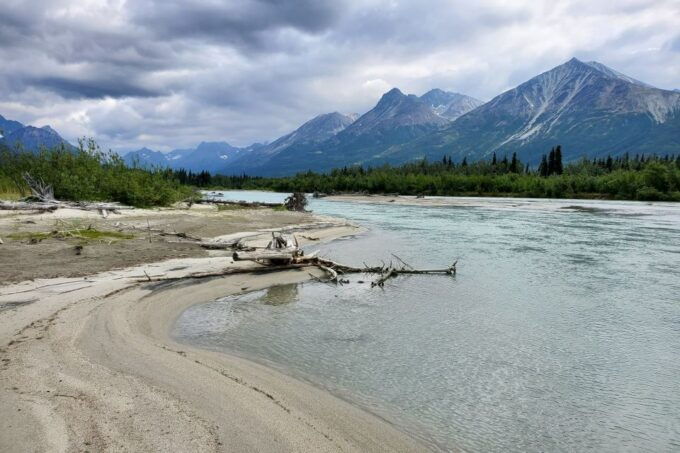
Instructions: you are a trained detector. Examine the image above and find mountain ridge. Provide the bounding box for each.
[378,58,680,165]
[3,58,678,174]
[419,89,484,120]
[0,123,75,153]
[225,88,458,175]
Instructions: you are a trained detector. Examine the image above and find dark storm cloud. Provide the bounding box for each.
[131,0,346,51]
[0,0,677,151]
[330,1,528,53]
[34,76,166,100]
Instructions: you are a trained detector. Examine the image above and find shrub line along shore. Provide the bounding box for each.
[0,204,423,452]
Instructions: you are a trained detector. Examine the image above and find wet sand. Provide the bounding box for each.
[0,205,422,452]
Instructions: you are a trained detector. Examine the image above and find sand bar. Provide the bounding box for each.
[0,205,422,452]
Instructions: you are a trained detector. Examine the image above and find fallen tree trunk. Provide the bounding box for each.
[317,264,340,283]
[371,269,396,287]
[0,200,133,212]
[312,257,457,287]
[199,241,238,250]
[0,202,60,211]
[136,262,315,282]
[232,248,299,262]
[139,256,457,287]
[137,224,456,287]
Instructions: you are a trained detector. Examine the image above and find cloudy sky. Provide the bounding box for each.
[1,0,678,152]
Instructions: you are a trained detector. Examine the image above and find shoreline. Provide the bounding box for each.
[0,207,423,452]
[325,193,680,213]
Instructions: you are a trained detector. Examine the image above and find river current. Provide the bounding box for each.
[174,192,680,451]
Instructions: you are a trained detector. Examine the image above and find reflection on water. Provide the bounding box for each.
[261,284,298,306]
[175,194,680,452]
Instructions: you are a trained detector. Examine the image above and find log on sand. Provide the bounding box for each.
[233,248,300,262]
[232,232,302,263]
[0,201,60,212]
[0,200,133,213]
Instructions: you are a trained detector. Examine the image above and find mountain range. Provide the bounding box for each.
[385,58,680,165]
[0,115,74,152]
[3,58,679,174]
[124,141,253,172]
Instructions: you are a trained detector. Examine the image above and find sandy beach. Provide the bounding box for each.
[0,204,423,452]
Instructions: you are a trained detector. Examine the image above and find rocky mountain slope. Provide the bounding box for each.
[419,89,483,120]
[0,123,75,152]
[0,114,25,137]
[384,58,680,164]
[227,88,453,175]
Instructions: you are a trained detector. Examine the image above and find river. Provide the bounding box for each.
[174,192,680,451]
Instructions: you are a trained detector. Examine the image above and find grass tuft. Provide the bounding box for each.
[8,229,133,243]
[216,204,250,211]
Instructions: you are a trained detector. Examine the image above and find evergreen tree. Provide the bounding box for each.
[492,152,497,166]
[548,147,556,175]
[539,154,549,177]
[606,155,613,172]
[554,145,563,175]
[510,152,518,173]
[461,157,468,167]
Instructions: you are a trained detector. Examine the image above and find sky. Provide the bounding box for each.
[1,0,678,152]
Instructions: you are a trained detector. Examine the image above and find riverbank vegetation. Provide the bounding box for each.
[194,149,680,201]
[0,141,196,207]
[3,141,678,203]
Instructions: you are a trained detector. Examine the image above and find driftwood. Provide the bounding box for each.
[316,264,344,283]
[0,200,133,213]
[231,232,456,287]
[136,262,314,282]
[199,241,237,250]
[233,248,299,262]
[371,269,396,287]
[312,257,458,287]
[0,201,59,212]
[135,224,457,287]
[284,192,308,211]
[23,172,54,202]
[233,232,302,264]
[140,255,457,287]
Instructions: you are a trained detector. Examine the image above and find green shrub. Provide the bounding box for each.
[636,186,664,201]
[0,139,196,207]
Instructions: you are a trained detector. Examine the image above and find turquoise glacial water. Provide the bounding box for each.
[176,193,680,451]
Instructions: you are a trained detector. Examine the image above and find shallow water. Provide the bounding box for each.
[176,193,680,451]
